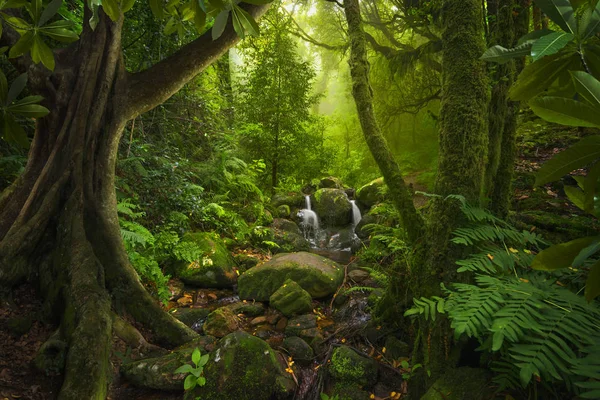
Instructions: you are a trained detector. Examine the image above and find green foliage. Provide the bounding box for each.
[405,203,600,397]
[174,347,209,391]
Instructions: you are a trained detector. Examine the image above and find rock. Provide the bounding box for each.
[269,279,312,317]
[326,227,360,251]
[296,328,323,350]
[329,346,378,387]
[276,205,291,218]
[186,331,296,400]
[228,301,266,317]
[203,307,239,338]
[171,232,237,289]
[384,336,410,360]
[272,192,305,208]
[272,218,302,234]
[238,252,343,301]
[319,176,344,189]
[233,253,260,273]
[331,383,371,400]
[312,188,352,227]
[250,316,268,326]
[356,178,386,208]
[354,213,379,240]
[271,219,310,253]
[282,337,314,361]
[173,308,210,327]
[348,269,370,283]
[167,279,185,300]
[367,289,385,307]
[266,313,281,325]
[421,367,491,400]
[275,317,288,331]
[285,314,317,336]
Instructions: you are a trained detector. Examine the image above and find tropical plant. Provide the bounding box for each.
[174,347,209,391]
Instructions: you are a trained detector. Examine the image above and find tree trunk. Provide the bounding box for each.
[0,12,199,399]
[342,0,424,245]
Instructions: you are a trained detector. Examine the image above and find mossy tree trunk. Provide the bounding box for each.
[0,5,267,399]
[342,0,424,246]
[489,0,530,218]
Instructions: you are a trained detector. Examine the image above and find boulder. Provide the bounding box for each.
[282,336,314,361]
[421,367,491,400]
[173,308,210,328]
[269,279,312,317]
[285,314,317,336]
[325,227,360,251]
[272,218,302,234]
[312,188,352,227]
[329,346,378,388]
[171,232,236,288]
[186,331,296,400]
[238,252,343,301]
[272,192,305,208]
[203,307,239,338]
[319,176,344,189]
[228,301,266,317]
[356,178,386,208]
[354,213,378,240]
[348,269,370,283]
[271,219,310,253]
[276,204,291,218]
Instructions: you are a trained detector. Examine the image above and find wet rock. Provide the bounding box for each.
[384,336,411,360]
[421,367,491,400]
[170,232,237,289]
[319,176,344,189]
[296,328,323,350]
[186,331,296,400]
[203,307,239,338]
[282,336,314,361]
[275,317,288,331]
[356,178,386,209]
[329,346,378,387]
[272,218,301,234]
[354,213,379,240]
[348,269,370,283]
[312,188,352,227]
[269,279,312,317]
[266,313,281,325]
[233,253,260,273]
[250,316,268,326]
[273,230,310,253]
[167,279,185,300]
[276,204,291,218]
[285,314,317,336]
[228,301,265,317]
[238,252,343,301]
[272,192,305,208]
[173,308,210,328]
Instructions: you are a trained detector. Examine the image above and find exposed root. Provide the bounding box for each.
[112,313,167,357]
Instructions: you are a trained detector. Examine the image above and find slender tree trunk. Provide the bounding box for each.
[342,0,424,245]
[533,5,542,31]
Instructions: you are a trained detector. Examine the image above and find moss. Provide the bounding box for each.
[269,279,312,317]
[331,382,371,400]
[329,346,377,388]
[203,307,239,338]
[312,188,352,227]
[421,367,491,400]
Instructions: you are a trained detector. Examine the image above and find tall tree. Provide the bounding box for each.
[0,2,269,398]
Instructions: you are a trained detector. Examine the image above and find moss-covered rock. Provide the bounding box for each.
[312,188,352,227]
[172,307,210,327]
[171,232,236,288]
[285,314,317,336]
[276,204,291,218]
[282,336,314,361]
[319,176,344,189]
[203,307,239,338]
[269,279,312,317]
[270,219,310,253]
[272,192,305,208]
[330,383,371,400]
[233,253,260,273]
[238,252,343,301]
[356,178,386,209]
[121,346,196,390]
[421,367,491,400]
[329,346,378,388]
[186,331,296,400]
[272,218,302,234]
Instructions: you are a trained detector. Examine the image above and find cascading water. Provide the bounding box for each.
[350,200,362,228]
[299,195,319,245]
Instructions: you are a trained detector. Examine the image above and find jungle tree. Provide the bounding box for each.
[0,0,269,398]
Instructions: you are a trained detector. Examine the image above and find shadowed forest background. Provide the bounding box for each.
[1,0,600,399]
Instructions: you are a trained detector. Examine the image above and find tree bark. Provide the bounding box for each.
[342,0,424,245]
[0,4,268,398]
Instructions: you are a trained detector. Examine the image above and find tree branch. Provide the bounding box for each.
[126,3,269,119]
[363,31,398,58]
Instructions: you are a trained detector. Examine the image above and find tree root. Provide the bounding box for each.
[112,313,167,357]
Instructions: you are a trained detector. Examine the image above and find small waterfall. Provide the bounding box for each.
[300,195,319,245]
[350,200,362,227]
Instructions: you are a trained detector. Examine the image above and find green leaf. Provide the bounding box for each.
[509,52,577,102]
[231,5,244,38]
[6,72,27,105]
[183,374,196,390]
[149,0,164,18]
[530,32,574,61]
[174,364,194,374]
[579,3,600,39]
[585,260,600,301]
[7,103,49,117]
[571,71,600,108]
[197,376,206,386]
[2,114,29,147]
[191,348,201,366]
[102,0,121,21]
[121,0,136,13]
[87,0,101,30]
[0,0,28,10]
[0,69,7,104]
[12,94,44,105]
[163,16,177,35]
[8,30,34,59]
[31,35,55,70]
[241,0,271,4]
[198,353,209,367]
[529,96,600,127]
[481,43,532,64]
[573,239,600,267]
[583,161,600,214]
[193,6,206,32]
[532,236,599,271]
[28,0,42,23]
[535,135,600,185]
[211,10,228,40]
[517,28,555,46]
[38,0,62,26]
[534,0,576,34]
[3,15,32,34]
[564,185,586,209]
[39,22,79,43]
[234,5,259,36]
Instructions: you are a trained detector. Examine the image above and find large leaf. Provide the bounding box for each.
[2,114,29,147]
[535,0,576,34]
[571,71,600,107]
[530,32,574,61]
[211,10,228,40]
[39,20,79,43]
[564,185,586,209]
[31,35,55,70]
[579,3,600,39]
[573,239,600,267]
[241,0,272,4]
[7,103,50,117]
[585,260,600,301]
[149,0,164,18]
[481,43,533,64]
[509,52,577,102]
[38,0,62,26]
[532,236,599,271]
[102,0,120,21]
[535,135,600,185]
[8,30,34,59]
[529,96,600,127]
[517,28,555,45]
[0,69,7,104]
[6,73,27,105]
[234,4,259,36]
